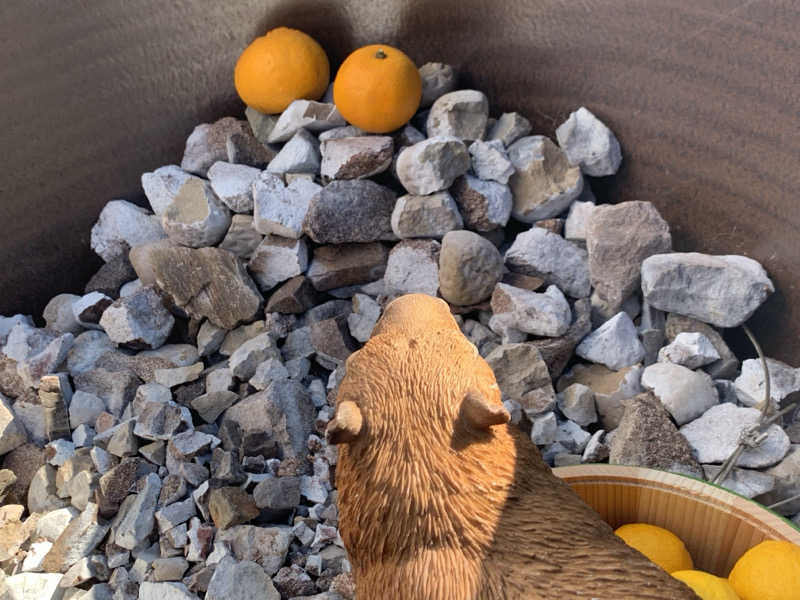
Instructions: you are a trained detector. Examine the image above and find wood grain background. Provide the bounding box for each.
[1,0,798,362]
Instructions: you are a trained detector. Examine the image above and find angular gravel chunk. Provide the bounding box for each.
[206,556,280,600]
[641,253,774,328]
[207,161,261,213]
[99,286,174,350]
[267,129,321,175]
[507,136,583,222]
[450,175,512,232]
[90,200,166,262]
[576,312,645,371]
[555,107,622,176]
[306,243,388,292]
[181,117,247,176]
[390,192,463,239]
[395,137,470,195]
[252,172,320,239]
[426,90,489,141]
[141,165,196,217]
[734,357,800,409]
[320,136,393,180]
[419,62,457,108]
[487,112,532,147]
[490,283,571,337]
[468,139,515,184]
[384,240,441,297]
[247,236,308,291]
[0,394,28,455]
[657,332,720,369]
[438,230,503,306]
[505,227,590,298]
[161,178,231,248]
[641,362,718,425]
[564,200,595,243]
[43,294,82,335]
[266,100,345,143]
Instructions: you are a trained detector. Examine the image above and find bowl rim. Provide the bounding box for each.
[553,464,800,541]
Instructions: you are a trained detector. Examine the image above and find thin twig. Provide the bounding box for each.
[768,493,800,511]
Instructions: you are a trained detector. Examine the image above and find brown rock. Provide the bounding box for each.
[438,230,503,306]
[84,254,137,298]
[307,243,389,292]
[310,316,360,369]
[533,218,564,235]
[41,502,111,573]
[531,297,592,379]
[320,136,394,180]
[208,487,259,530]
[609,392,703,477]
[266,276,320,314]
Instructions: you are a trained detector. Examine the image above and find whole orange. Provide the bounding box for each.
[333,44,422,133]
[234,27,330,114]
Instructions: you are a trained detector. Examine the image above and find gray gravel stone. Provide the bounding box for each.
[229,333,280,380]
[155,496,196,534]
[641,253,774,328]
[755,445,800,515]
[318,125,366,141]
[138,581,199,600]
[206,556,280,600]
[253,173,320,239]
[112,472,161,550]
[320,136,393,180]
[557,383,597,427]
[141,166,196,217]
[555,419,591,453]
[1,573,64,600]
[190,391,238,424]
[665,313,739,380]
[396,137,471,195]
[657,332,720,369]
[217,215,263,260]
[468,140,515,184]
[43,294,82,335]
[490,283,571,337]
[586,201,672,312]
[90,200,166,262]
[505,226,590,298]
[214,525,292,576]
[152,557,190,582]
[558,363,644,430]
[303,179,396,244]
[680,403,790,468]
[226,129,278,169]
[267,100,345,143]
[485,343,552,408]
[153,363,203,389]
[384,240,440,297]
[438,230,503,306]
[266,129,321,175]
[426,90,489,141]
[582,430,609,463]
[206,161,261,213]
[487,112,532,147]
[99,287,174,351]
[66,332,115,376]
[576,312,645,371]
[248,236,308,291]
[0,393,27,455]
[249,358,289,391]
[530,411,557,445]
[555,107,622,176]
[419,62,457,108]
[734,357,800,410]
[641,362,718,425]
[71,293,112,331]
[564,200,595,243]
[161,178,231,248]
[130,243,263,330]
[181,117,247,177]
[306,243,389,292]
[196,321,225,358]
[390,192,463,239]
[41,502,110,573]
[347,294,381,343]
[450,175,512,232]
[245,107,278,144]
[702,465,776,499]
[507,136,583,223]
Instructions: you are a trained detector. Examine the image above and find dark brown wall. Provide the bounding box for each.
[1,0,798,362]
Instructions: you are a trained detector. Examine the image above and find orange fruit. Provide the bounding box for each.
[333,44,422,133]
[614,523,694,574]
[728,540,800,600]
[672,570,741,600]
[234,27,330,114]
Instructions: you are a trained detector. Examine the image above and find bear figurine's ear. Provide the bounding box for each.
[461,388,510,430]
[326,400,364,445]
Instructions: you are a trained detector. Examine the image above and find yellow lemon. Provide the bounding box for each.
[615,523,694,573]
[672,570,741,599]
[728,540,800,600]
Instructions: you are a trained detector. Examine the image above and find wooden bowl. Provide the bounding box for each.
[555,464,800,577]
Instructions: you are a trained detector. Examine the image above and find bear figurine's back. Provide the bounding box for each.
[327,294,698,599]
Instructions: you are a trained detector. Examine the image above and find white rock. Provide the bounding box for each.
[657,332,721,369]
[582,430,609,463]
[161,178,231,248]
[21,540,53,572]
[0,314,33,346]
[113,473,161,550]
[65,331,115,376]
[530,411,557,445]
[252,173,320,239]
[207,161,261,213]
[90,200,166,262]
[576,312,645,371]
[34,507,79,542]
[43,294,82,335]
[119,279,142,298]
[99,287,174,350]
[555,419,592,453]
[507,136,583,223]
[505,226,591,298]
[680,403,790,468]
[384,240,440,297]
[487,112,532,147]
[318,125,366,141]
[347,294,381,343]
[735,357,800,410]
[564,200,595,243]
[418,62,457,108]
[245,107,278,143]
[640,362,718,425]
[1,573,64,600]
[141,165,196,216]
[138,581,199,600]
[247,236,308,291]
[390,192,463,239]
[468,139,515,184]
[450,175,512,232]
[641,253,774,328]
[555,107,622,176]
[557,383,597,427]
[266,100,345,143]
[205,556,279,600]
[46,439,75,466]
[489,283,571,337]
[0,394,28,455]
[320,136,393,180]
[426,90,489,141]
[266,129,321,175]
[702,465,776,499]
[228,333,280,380]
[249,358,289,391]
[196,320,226,358]
[395,137,470,195]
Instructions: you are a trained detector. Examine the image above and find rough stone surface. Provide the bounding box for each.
[43,294,82,335]
[161,177,231,248]
[755,445,800,515]
[139,581,199,600]
[320,136,393,180]
[657,332,721,369]
[303,180,396,244]
[113,473,161,549]
[266,129,321,175]
[247,236,308,291]
[487,112,532,147]
[396,137,471,196]
[555,419,591,454]
[1,573,65,600]
[226,129,277,169]
[266,101,345,143]
[490,283,571,338]
[507,136,583,223]
[205,556,280,600]
[505,226,590,298]
[485,343,553,412]
[609,392,702,477]
[206,161,260,213]
[41,502,110,572]
[229,333,280,380]
[253,173,320,239]
[555,107,622,176]
[665,314,739,380]
[90,200,166,262]
[245,107,277,144]
[99,287,174,350]
[72,293,112,330]
[141,165,196,217]
[130,243,263,330]
[530,412,557,445]
[702,465,776,499]
[576,312,645,371]
[642,252,774,328]
[347,294,381,344]
[0,394,27,455]
[190,391,238,424]
[680,403,790,468]
[468,140,515,184]
[734,357,800,410]
[438,230,503,306]
[419,62,457,108]
[586,201,672,311]
[266,276,320,314]
[640,362,718,425]
[214,525,292,576]
[208,487,259,530]
[558,363,644,430]
[557,383,597,427]
[384,240,440,297]
[450,175,512,232]
[306,243,388,292]
[217,214,263,260]
[426,90,489,141]
[390,192,463,239]
[181,117,248,176]
[564,200,595,243]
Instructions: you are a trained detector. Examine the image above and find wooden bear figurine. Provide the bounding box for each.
[328,294,698,599]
